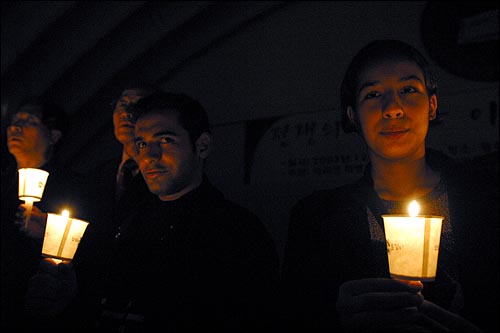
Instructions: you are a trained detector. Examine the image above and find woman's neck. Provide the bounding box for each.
[370,156,440,201]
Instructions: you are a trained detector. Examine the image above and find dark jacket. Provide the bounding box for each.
[73,176,280,332]
[281,151,499,332]
[1,159,84,331]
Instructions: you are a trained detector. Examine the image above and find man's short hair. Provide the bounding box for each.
[132,91,211,145]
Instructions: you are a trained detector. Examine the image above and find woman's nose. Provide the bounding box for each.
[382,93,404,118]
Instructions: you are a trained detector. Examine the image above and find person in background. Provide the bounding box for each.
[281,39,498,332]
[25,91,281,332]
[1,96,83,330]
[72,83,158,297]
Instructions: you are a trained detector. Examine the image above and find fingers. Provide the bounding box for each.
[340,278,423,296]
[419,300,484,333]
[339,291,424,313]
[337,278,424,311]
[337,278,426,332]
[14,205,27,226]
[341,307,424,332]
[15,204,47,239]
[25,259,78,319]
[38,258,73,275]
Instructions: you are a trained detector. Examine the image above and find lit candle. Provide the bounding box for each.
[18,168,49,228]
[382,200,444,281]
[42,209,89,262]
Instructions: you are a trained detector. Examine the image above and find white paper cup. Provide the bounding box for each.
[383,215,444,281]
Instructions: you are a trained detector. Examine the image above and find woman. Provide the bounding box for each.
[281,40,498,332]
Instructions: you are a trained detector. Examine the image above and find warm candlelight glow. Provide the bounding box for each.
[18,168,49,202]
[18,168,50,228]
[382,202,444,281]
[408,200,419,217]
[42,210,89,261]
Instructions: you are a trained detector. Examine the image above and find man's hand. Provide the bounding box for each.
[16,203,47,240]
[25,258,78,319]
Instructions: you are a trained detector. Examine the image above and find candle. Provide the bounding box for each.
[382,200,444,281]
[42,209,89,262]
[18,168,49,228]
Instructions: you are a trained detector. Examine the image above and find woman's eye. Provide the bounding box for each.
[401,86,417,94]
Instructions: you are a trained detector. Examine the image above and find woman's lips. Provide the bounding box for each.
[380,129,409,138]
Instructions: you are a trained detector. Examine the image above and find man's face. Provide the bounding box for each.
[113,88,149,145]
[134,110,204,201]
[7,108,52,160]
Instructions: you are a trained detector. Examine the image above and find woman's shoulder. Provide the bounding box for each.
[291,181,365,217]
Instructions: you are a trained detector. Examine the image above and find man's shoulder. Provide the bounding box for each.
[195,181,271,236]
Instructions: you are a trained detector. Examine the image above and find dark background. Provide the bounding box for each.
[2,1,498,258]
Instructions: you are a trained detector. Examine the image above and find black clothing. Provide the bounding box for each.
[281,151,499,332]
[73,155,154,296]
[73,177,280,332]
[1,159,84,331]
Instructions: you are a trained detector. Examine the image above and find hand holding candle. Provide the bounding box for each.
[382,200,444,281]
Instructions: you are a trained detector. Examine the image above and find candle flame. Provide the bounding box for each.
[408,200,419,217]
[62,210,70,218]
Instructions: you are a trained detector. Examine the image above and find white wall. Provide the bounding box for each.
[160,1,499,260]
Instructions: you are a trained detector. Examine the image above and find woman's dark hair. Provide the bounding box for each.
[340,39,438,133]
[132,91,210,146]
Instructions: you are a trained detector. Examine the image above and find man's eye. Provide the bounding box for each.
[136,141,146,149]
[364,91,380,100]
[10,119,39,128]
[160,137,174,144]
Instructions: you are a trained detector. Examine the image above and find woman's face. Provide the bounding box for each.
[350,60,437,162]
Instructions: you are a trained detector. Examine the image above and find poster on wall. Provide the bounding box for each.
[427,88,498,159]
[244,110,368,189]
[244,89,498,189]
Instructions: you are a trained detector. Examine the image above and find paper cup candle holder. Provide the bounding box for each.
[42,210,89,262]
[18,168,49,228]
[382,200,444,281]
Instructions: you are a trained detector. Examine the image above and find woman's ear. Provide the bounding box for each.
[429,95,438,120]
[196,132,212,159]
[346,106,359,130]
[347,106,355,124]
[50,129,62,145]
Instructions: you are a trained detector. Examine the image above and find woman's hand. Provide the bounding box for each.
[336,278,426,332]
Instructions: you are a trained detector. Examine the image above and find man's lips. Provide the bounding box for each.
[8,136,22,143]
[144,169,166,179]
[119,122,134,128]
